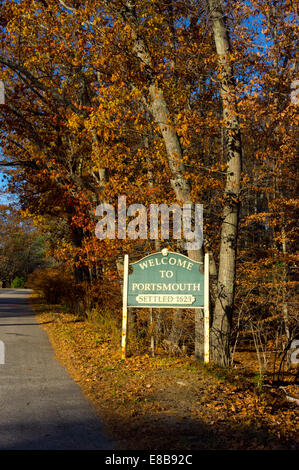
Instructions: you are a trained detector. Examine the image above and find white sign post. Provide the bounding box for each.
[121,254,129,359]
[204,253,210,364]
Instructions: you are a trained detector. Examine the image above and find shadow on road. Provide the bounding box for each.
[0,418,114,450]
[0,408,296,450]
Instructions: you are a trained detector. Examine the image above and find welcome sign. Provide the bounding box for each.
[121,249,210,362]
[128,251,204,308]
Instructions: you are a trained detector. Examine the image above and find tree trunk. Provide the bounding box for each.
[118,1,201,236]
[208,0,242,365]
[118,0,206,356]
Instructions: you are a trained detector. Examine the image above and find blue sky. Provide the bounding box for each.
[0,148,16,204]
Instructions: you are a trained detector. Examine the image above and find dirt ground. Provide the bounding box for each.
[32,298,298,451]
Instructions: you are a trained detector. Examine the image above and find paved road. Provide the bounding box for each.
[0,289,114,450]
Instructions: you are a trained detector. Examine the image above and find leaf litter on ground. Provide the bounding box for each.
[32,297,298,451]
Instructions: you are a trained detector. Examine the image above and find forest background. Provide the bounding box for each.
[0,0,298,376]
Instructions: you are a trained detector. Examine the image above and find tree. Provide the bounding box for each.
[0,204,45,286]
[0,0,297,366]
[207,0,242,364]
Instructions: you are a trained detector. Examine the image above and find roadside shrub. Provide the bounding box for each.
[26,267,78,306]
[11,276,26,288]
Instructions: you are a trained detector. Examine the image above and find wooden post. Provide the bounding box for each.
[204,253,210,364]
[121,254,129,359]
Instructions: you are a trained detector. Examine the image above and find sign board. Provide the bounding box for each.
[121,250,210,363]
[128,251,204,308]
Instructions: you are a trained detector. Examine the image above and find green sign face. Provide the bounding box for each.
[127,251,204,308]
